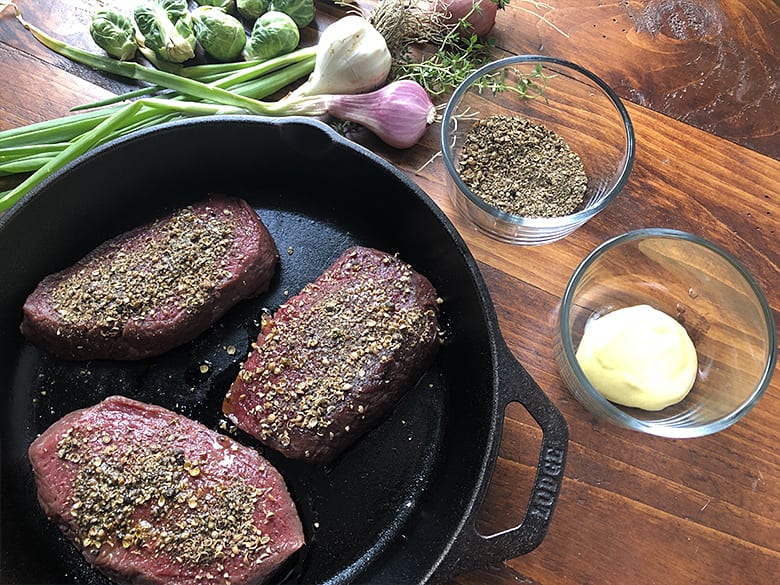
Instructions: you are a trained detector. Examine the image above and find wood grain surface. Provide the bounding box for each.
[491,0,780,159]
[0,1,778,584]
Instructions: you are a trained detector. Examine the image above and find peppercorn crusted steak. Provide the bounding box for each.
[20,194,279,360]
[223,246,441,464]
[28,395,304,585]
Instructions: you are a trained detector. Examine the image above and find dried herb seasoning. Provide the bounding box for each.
[240,250,437,444]
[49,204,236,330]
[458,114,588,218]
[57,425,269,566]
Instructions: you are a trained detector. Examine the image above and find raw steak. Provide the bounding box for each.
[28,395,304,585]
[21,194,278,360]
[223,246,441,464]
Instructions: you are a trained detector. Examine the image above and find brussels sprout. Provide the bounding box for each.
[236,0,270,20]
[243,10,300,61]
[89,9,137,61]
[195,0,236,12]
[268,0,315,28]
[134,0,196,64]
[192,6,247,62]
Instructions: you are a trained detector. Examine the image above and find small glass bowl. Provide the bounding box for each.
[555,229,777,437]
[440,55,635,245]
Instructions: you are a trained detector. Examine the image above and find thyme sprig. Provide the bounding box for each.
[385,3,552,101]
[393,32,497,97]
[395,36,551,103]
[472,63,552,102]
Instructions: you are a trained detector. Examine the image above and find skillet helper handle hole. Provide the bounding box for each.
[449,340,569,577]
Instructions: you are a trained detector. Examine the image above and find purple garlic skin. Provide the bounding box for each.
[326,80,436,149]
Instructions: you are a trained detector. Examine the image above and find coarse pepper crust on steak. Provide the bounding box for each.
[223,246,441,464]
[20,194,279,361]
[28,395,304,585]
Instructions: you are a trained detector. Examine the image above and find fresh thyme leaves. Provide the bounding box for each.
[393,33,497,97]
[372,0,554,99]
[398,45,551,103]
[370,0,495,96]
[472,63,551,102]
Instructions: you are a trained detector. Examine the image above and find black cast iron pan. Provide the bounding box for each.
[0,117,568,585]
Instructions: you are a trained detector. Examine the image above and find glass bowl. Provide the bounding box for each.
[555,228,777,437]
[440,55,635,245]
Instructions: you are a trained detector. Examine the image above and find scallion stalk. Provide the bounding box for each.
[71,48,317,112]
[15,14,280,115]
[70,86,165,112]
[0,143,69,161]
[0,11,398,211]
[0,102,145,210]
[0,156,59,176]
[0,108,114,149]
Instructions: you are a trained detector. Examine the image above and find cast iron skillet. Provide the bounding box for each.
[0,117,568,585]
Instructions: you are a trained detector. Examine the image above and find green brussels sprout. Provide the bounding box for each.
[192,6,247,62]
[134,0,196,64]
[161,0,191,24]
[268,0,314,28]
[89,9,137,61]
[195,0,236,12]
[236,0,270,20]
[243,10,300,61]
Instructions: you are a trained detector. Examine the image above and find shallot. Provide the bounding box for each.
[434,0,499,37]
[268,80,436,149]
[324,80,437,149]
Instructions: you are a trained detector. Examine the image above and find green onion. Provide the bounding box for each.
[16,15,286,114]
[0,102,144,210]
[0,17,318,210]
[0,108,114,149]
[0,10,393,211]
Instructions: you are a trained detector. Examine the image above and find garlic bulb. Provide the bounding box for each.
[324,80,436,149]
[291,15,392,98]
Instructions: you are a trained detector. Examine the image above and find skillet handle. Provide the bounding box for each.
[442,340,569,579]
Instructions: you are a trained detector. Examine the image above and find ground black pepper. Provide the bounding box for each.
[240,250,439,443]
[458,114,588,218]
[57,425,267,567]
[49,205,236,331]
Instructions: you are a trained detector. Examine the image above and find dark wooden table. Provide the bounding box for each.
[1,1,778,584]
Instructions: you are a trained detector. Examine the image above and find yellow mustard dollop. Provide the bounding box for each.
[575,304,698,411]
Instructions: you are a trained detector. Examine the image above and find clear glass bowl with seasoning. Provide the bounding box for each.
[440,55,635,245]
[555,228,777,437]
